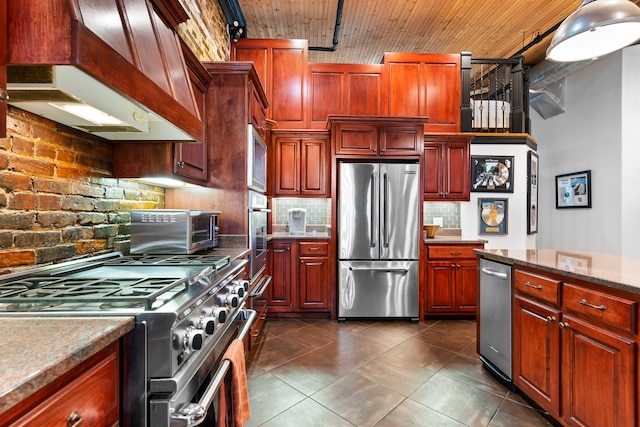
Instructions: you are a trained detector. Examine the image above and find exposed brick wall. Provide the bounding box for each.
[178,0,230,61]
[0,107,165,272]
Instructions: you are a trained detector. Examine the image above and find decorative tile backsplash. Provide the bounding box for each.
[423,202,461,228]
[273,199,460,229]
[272,198,331,225]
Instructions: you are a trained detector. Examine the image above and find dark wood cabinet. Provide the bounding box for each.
[3,342,120,427]
[231,39,308,128]
[423,133,473,201]
[329,115,425,158]
[512,266,638,427]
[384,53,461,133]
[298,241,330,311]
[272,130,329,196]
[112,44,210,184]
[308,63,383,128]
[268,240,293,311]
[425,244,482,316]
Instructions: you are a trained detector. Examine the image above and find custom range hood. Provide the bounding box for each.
[6,0,204,143]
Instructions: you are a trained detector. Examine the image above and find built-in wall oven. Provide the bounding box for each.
[247,125,267,193]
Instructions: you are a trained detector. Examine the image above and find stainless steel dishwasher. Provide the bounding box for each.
[479,257,513,383]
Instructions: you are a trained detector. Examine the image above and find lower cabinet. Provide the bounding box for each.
[268,239,332,316]
[512,266,637,427]
[5,341,120,427]
[425,244,483,316]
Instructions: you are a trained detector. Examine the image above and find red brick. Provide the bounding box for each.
[75,239,107,255]
[37,212,77,228]
[56,164,92,179]
[35,142,58,161]
[37,194,62,210]
[0,138,10,150]
[11,136,35,156]
[72,139,94,155]
[60,195,94,211]
[56,148,75,163]
[31,124,74,149]
[32,177,71,194]
[10,193,38,210]
[0,250,37,268]
[0,171,33,191]
[72,182,105,198]
[9,154,56,177]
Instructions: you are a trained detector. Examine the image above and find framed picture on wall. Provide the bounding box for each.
[471,156,514,193]
[555,170,591,209]
[478,198,508,235]
[527,151,539,234]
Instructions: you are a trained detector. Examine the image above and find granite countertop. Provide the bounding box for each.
[424,236,488,245]
[476,248,640,295]
[0,316,134,416]
[269,231,331,240]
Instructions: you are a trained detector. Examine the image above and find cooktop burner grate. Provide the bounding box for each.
[103,254,230,270]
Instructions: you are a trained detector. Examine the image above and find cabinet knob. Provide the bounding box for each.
[67,411,84,427]
[545,316,557,324]
[559,322,570,329]
[177,161,185,168]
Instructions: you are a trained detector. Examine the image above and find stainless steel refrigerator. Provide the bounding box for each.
[337,161,420,321]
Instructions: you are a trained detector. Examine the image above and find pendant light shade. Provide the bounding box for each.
[546,0,640,62]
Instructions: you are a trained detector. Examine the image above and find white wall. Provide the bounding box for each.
[531,46,640,256]
[461,144,536,249]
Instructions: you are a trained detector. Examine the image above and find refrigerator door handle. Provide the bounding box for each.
[370,172,377,248]
[383,172,389,248]
[348,266,409,275]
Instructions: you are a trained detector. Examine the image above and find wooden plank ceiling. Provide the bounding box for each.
[237,0,640,66]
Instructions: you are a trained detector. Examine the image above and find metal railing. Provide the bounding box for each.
[460,53,529,133]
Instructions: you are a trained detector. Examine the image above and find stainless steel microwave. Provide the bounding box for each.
[130,209,220,254]
[247,125,267,193]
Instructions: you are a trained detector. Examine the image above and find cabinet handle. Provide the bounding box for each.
[559,322,570,329]
[308,247,320,251]
[545,316,557,324]
[67,411,84,427]
[273,249,287,253]
[449,251,461,255]
[177,161,185,168]
[579,299,606,311]
[524,281,543,290]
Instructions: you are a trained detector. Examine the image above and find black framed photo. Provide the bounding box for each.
[555,170,591,209]
[527,151,539,234]
[471,156,514,193]
[478,198,508,235]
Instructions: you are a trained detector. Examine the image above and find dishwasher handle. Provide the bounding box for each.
[481,267,509,280]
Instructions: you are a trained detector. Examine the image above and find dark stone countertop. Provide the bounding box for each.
[0,316,134,416]
[476,248,640,296]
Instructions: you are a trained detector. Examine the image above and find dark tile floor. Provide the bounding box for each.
[245,318,554,427]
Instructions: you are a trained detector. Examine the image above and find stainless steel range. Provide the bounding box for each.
[0,252,255,427]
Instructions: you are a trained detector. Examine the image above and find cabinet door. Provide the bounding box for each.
[334,123,378,155]
[513,296,561,416]
[274,137,300,195]
[268,242,293,310]
[443,140,470,200]
[300,138,327,195]
[379,125,421,156]
[298,256,330,310]
[250,81,267,138]
[455,259,477,312]
[308,67,344,129]
[423,143,444,199]
[427,260,455,312]
[561,314,636,427]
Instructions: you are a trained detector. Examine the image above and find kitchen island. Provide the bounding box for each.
[475,248,640,427]
[0,316,134,426]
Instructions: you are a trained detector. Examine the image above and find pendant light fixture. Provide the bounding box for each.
[547,0,640,62]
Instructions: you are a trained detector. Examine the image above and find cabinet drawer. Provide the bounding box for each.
[563,283,637,333]
[514,270,561,305]
[299,241,328,256]
[427,245,478,259]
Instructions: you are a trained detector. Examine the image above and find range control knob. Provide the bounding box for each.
[234,279,250,292]
[200,316,216,335]
[217,293,239,308]
[214,306,228,324]
[184,326,204,351]
[225,285,245,298]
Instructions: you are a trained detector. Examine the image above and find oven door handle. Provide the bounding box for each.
[171,309,257,427]
[250,275,272,298]
[249,208,272,213]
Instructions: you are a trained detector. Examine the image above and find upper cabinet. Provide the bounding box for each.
[383,53,461,133]
[329,115,425,158]
[307,63,383,129]
[272,130,329,197]
[423,133,473,201]
[231,39,308,129]
[6,0,204,142]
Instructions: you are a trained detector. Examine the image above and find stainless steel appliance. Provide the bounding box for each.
[247,125,267,193]
[130,209,220,254]
[248,191,269,280]
[337,162,420,321]
[0,252,256,427]
[479,258,513,383]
